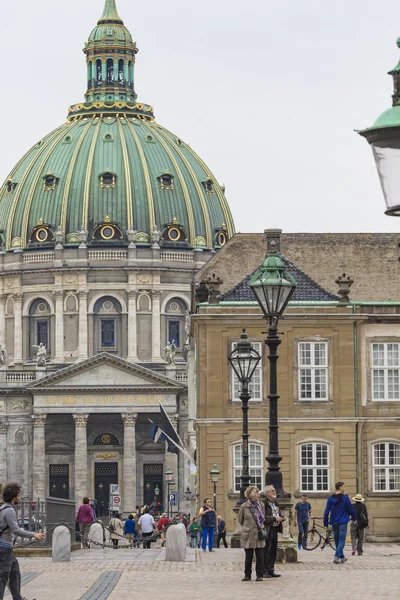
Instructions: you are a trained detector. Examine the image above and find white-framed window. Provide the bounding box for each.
[233,443,263,492]
[300,442,329,492]
[231,342,262,401]
[372,442,400,491]
[298,341,328,401]
[371,343,400,401]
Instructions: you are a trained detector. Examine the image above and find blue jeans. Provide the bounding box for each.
[201,526,214,551]
[298,520,309,547]
[0,547,22,600]
[332,523,348,559]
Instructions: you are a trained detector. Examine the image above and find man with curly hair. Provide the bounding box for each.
[0,482,45,600]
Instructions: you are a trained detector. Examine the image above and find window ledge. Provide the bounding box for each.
[227,491,240,500]
[365,491,400,498]
[293,491,331,499]
[293,400,333,406]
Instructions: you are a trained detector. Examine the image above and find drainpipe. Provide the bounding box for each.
[353,305,359,491]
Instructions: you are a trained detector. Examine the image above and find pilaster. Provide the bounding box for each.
[73,414,89,507]
[0,420,8,483]
[127,290,138,362]
[32,414,47,499]
[121,413,137,513]
[151,289,162,362]
[78,291,88,360]
[54,291,64,363]
[13,293,23,364]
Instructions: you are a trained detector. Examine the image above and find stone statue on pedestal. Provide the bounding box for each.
[165,341,176,366]
[33,343,47,367]
[0,345,7,368]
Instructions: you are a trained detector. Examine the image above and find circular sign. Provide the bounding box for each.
[113,496,121,505]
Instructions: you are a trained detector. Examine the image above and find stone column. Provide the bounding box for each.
[0,295,6,347]
[0,420,8,484]
[32,414,47,500]
[73,414,89,507]
[121,413,137,513]
[78,291,88,360]
[54,291,64,363]
[13,293,23,364]
[151,290,162,362]
[127,291,138,362]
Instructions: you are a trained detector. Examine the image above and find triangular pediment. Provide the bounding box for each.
[27,353,183,391]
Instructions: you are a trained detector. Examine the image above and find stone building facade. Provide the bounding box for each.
[192,235,400,541]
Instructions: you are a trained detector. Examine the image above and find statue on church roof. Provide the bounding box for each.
[33,343,47,368]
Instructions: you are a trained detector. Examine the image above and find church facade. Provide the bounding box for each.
[0,0,235,513]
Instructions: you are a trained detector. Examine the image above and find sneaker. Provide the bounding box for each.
[298,544,302,550]
[341,557,347,563]
[242,576,251,581]
[352,549,356,555]
[333,557,341,564]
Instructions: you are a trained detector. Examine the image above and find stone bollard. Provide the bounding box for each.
[89,523,104,550]
[165,523,186,562]
[52,525,71,563]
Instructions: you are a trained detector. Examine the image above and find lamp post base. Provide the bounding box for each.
[276,496,297,563]
[230,501,243,548]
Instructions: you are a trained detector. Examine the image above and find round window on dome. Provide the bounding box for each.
[168,227,180,242]
[36,228,49,243]
[217,232,227,246]
[100,225,115,240]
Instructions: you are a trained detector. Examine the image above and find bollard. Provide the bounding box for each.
[89,523,104,550]
[165,523,186,562]
[52,525,71,563]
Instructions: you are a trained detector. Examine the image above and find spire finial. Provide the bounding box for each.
[98,0,123,25]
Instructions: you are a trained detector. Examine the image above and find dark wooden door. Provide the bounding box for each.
[49,464,69,499]
[143,463,163,507]
[95,462,118,516]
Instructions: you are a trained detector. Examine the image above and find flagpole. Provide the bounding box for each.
[148,419,196,465]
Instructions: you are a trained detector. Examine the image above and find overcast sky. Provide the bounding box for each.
[1,0,400,233]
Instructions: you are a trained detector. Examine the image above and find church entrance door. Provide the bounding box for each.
[143,463,163,509]
[49,464,69,499]
[95,462,118,516]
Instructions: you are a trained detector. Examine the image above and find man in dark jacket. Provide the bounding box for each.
[323,481,357,564]
[262,485,285,578]
[0,482,45,600]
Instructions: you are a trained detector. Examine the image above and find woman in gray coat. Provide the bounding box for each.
[237,486,265,581]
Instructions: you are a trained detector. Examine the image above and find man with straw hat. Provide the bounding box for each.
[351,494,368,556]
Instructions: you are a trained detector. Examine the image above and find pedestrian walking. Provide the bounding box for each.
[237,486,265,581]
[157,512,169,547]
[323,481,358,564]
[109,512,123,549]
[199,497,216,552]
[350,493,368,556]
[138,508,156,549]
[216,515,228,548]
[0,482,45,600]
[123,514,136,547]
[293,494,312,550]
[262,485,285,578]
[76,497,94,549]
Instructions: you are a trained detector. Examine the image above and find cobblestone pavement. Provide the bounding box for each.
[14,542,400,600]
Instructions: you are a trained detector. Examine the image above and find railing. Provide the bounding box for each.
[23,252,55,263]
[6,371,36,382]
[160,252,193,262]
[175,370,188,382]
[88,250,127,261]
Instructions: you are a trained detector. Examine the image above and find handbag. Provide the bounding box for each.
[248,505,268,541]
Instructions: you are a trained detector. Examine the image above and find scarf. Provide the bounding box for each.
[248,500,263,527]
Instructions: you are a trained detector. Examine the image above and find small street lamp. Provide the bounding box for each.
[249,240,296,495]
[228,329,261,505]
[184,486,192,502]
[209,463,220,512]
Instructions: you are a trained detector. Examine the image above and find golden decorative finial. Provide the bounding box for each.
[105,215,111,223]
[172,217,178,224]
[221,223,226,230]
[38,218,44,225]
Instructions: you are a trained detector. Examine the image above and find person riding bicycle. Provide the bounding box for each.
[323,481,357,564]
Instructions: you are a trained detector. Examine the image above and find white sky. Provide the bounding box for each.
[1,0,400,233]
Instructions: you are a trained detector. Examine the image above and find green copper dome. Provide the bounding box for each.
[0,0,235,251]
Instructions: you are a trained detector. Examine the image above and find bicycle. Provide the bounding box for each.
[301,517,335,551]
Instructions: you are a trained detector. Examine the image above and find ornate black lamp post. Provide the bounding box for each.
[165,466,174,518]
[209,463,220,511]
[249,241,296,495]
[228,330,261,505]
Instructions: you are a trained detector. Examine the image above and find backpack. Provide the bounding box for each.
[358,508,368,529]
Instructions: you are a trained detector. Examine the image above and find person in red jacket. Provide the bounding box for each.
[157,513,169,547]
[76,497,93,549]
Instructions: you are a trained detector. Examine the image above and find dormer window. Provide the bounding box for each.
[6,180,16,195]
[157,172,174,190]
[43,174,58,191]
[202,178,214,194]
[100,171,116,188]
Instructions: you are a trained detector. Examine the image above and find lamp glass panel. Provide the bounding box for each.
[372,140,400,214]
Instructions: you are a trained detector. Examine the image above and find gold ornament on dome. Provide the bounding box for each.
[101,434,112,444]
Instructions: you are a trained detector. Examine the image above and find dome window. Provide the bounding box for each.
[157,172,174,190]
[43,173,58,191]
[63,135,72,144]
[5,180,16,195]
[28,219,54,245]
[103,133,114,142]
[92,216,123,243]
[100,171,116,188]
[202,178,214,194]
[145,134,155,143]
[161,218,188,245]
[214,224,228,248]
